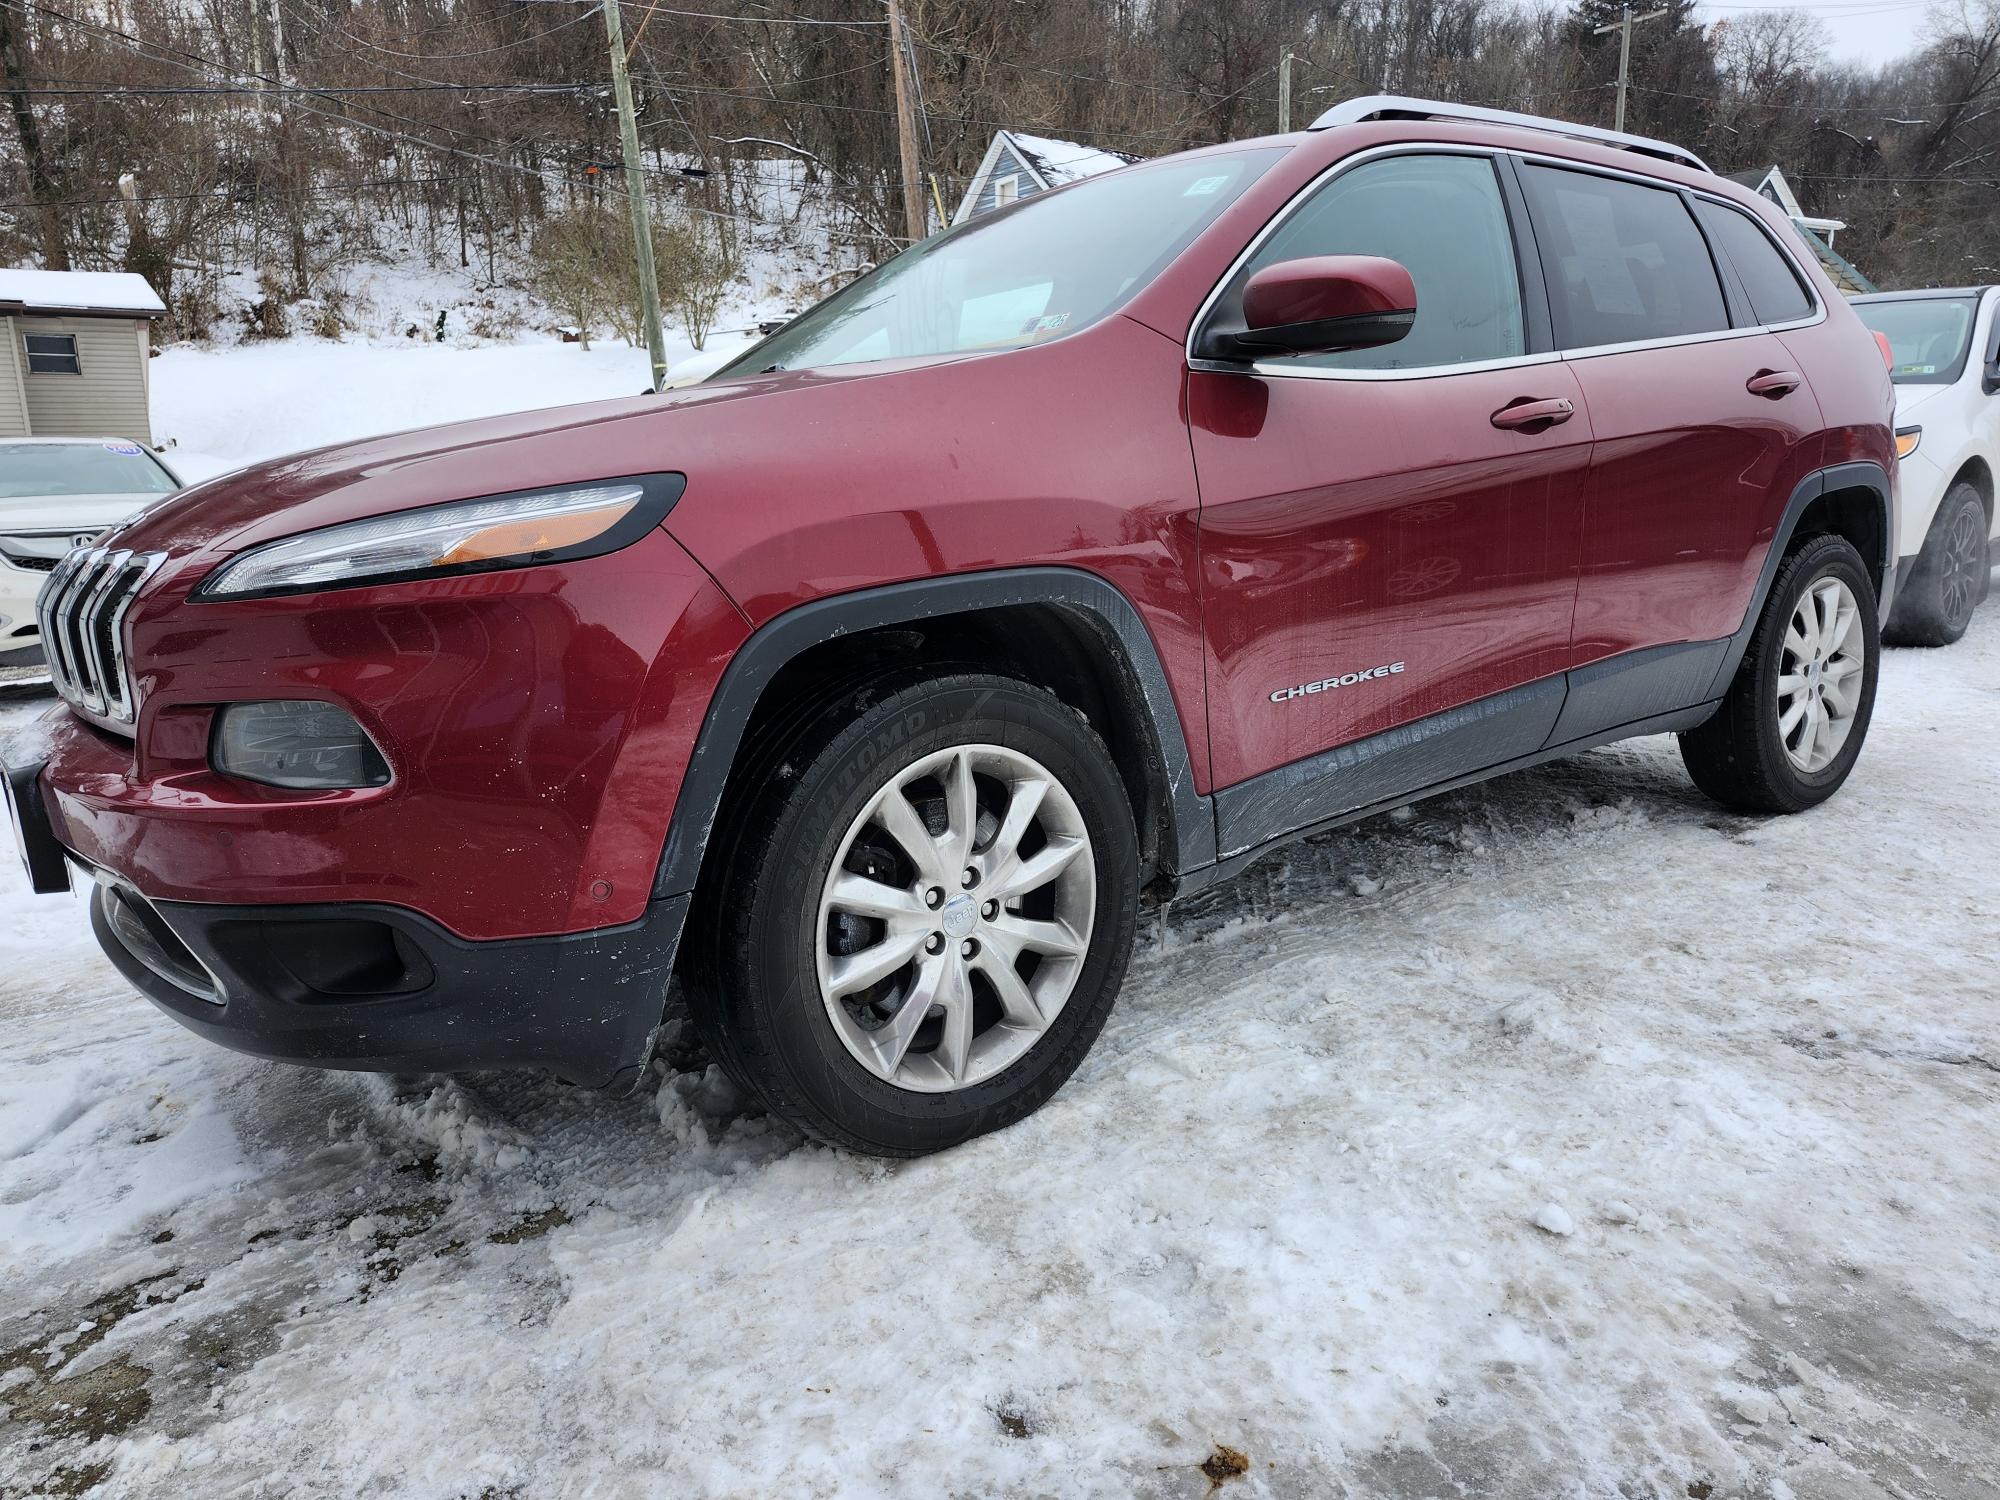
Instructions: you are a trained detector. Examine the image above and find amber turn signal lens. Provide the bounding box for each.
[437,500,639,565]
[1894,427,1922,460]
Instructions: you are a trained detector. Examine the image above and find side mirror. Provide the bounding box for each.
[1984,358,1999,395]
[1195,255,1417,363]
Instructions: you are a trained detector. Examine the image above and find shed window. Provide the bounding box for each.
[994,174,1020,206]
[24,333,81,375]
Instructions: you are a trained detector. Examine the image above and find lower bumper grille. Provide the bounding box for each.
[34,547,164,723]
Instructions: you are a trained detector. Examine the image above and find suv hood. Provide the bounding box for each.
[0,492,160,534]
[109,358,939,568]
[1893,383,1949,420]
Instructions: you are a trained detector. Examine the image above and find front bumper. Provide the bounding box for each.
[10,760,687,1085]
[88,876,689,1088]
[0,557,53,649]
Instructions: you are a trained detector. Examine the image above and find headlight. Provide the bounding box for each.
[1894,426,1922,460]
[195,474,683,599]
[212,700,391,789]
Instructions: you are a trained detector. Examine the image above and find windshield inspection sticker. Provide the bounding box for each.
[1022,312,1070,336]
[104,441,144,455]
[1184,174,1229,197]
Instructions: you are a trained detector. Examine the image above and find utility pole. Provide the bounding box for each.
[0,1,67,269]
[1278,46,1293,133]
[884,0,927,243]
[1592,4,1667,134]
[604,0,668,390]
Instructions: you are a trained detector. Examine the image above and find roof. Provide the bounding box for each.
[1001,131,1138,189]
[951,129,1142,225]
[1850,286,1995,303]
[1311,95,1710,174]
[1724,165,1844,233]
[0,434,158,446]
[0,268,166,318]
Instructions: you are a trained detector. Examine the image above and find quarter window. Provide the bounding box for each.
[24,333,80,375]
[1693,200,1814,326]
[1226,153,1526,371]
[1520,165,1729,350]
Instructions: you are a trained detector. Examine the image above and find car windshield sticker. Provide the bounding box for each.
[103,441,144,455]
[1184,175,1230,197]
[1022,312,1070,337]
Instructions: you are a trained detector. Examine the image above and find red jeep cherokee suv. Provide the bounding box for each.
[6,98,1897,1156]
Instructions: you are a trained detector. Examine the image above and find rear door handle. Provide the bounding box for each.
[1747,369,1803,398]
[1490,396,1575,430]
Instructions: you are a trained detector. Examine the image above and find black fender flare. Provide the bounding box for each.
[1706,460,1894,699]
[651,566,1217,899]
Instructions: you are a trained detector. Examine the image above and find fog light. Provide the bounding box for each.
[212,700,390,789]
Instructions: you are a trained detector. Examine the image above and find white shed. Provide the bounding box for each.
[0,269,166,446]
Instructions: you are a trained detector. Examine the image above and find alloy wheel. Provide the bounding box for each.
[1776,576,1865,774]
[1940,503,1985,631]
[815,744,1096,1093]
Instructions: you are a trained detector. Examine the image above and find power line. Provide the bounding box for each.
[0,176,462,211]
[508,1,884,25]
[336,6,607,62]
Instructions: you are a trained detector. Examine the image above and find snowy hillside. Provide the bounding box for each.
[147,158,854,473]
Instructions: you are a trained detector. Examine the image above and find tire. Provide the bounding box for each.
[688,672,1139,1156]
[1679,533,1880,814]
[1885,482,1990,647]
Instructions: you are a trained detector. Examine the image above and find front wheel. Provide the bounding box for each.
[1679,533,1880,814]
[1886,483,1990,647]
[691,673,1139,1156]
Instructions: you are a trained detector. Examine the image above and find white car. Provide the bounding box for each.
[1853,287,1999,646]
[1,437,183,664]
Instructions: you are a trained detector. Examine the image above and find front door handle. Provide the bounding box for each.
[1491,396,1575,431]
[1747,369,1803,398]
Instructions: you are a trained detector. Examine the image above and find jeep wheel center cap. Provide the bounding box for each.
[940,893,979,939]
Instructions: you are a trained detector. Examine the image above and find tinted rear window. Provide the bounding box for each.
[1521,165,1729,349]
[1694,200,1814,325]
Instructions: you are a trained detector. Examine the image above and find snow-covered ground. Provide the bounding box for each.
[3,597,1996,1497]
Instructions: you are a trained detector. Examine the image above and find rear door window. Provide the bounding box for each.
[1520,164,1730,350]
[1693,200,1815,326]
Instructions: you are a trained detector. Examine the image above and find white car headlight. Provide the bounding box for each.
[196,474,683,599]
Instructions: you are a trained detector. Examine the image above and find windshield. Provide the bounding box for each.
[0,441,178,500]
[1855,297,1978,385]
[721,148,1284,376]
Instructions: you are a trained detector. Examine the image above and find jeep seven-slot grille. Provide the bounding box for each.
[34,547,165,725]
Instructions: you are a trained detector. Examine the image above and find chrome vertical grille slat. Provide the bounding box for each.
[33,544,165,728]
[32,551,79,696]
[76,550,129,714]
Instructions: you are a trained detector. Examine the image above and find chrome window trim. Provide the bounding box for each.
[1185,141,1826,385]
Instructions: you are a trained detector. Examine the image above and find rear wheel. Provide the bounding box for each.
[690,673,1139,1155]
[1886,483,1989,647]
[1680,533,1879,814]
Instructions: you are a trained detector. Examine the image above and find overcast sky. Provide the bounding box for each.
[1690,0,1944,67]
